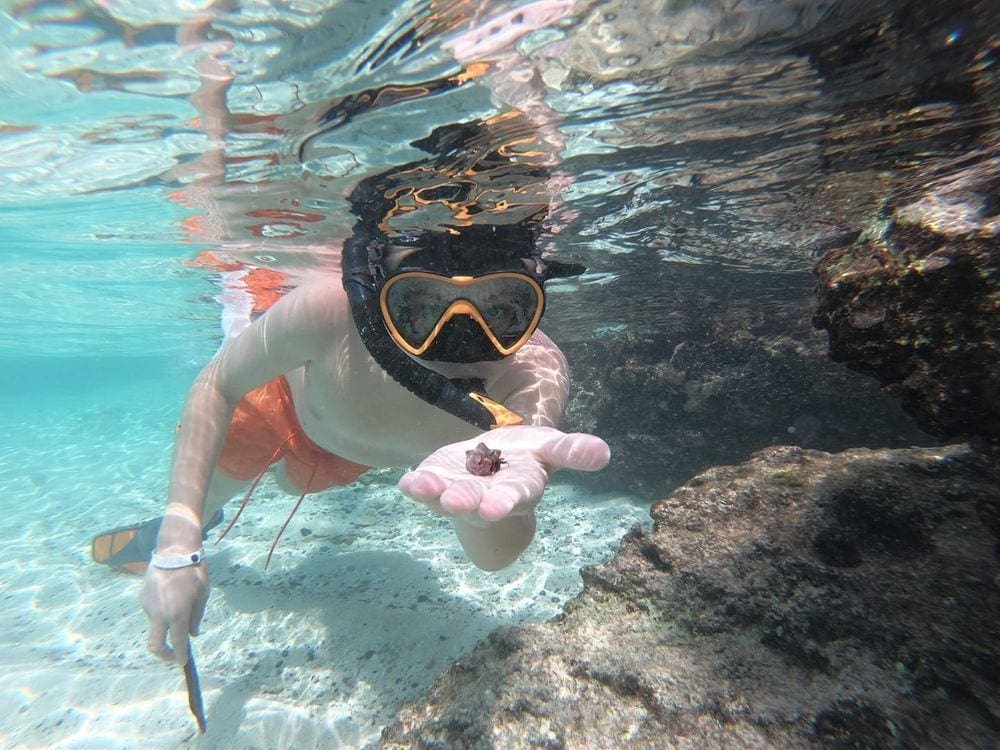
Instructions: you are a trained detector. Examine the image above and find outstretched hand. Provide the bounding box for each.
[399,426,610,527]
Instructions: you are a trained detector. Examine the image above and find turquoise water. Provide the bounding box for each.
[2,0,991,747]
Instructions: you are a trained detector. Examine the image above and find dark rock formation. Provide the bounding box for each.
[814,163,1000,443]
[805,0,1000,445]
[379,444,999,749]
[560,268,932,497]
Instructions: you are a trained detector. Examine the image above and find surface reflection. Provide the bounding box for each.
[9,0,996,281]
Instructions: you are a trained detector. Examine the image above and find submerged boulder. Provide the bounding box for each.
[380,444,999,749]
[813,161,1000,443]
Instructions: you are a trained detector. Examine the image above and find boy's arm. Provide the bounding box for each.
[491,330,571,429]
[156,283,341,553]
[144,283,347,666]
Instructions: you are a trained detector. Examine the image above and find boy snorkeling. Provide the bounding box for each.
[93,126,610,668]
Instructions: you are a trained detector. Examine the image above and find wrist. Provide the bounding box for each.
[151,547,205,569]
[158,513,203,551]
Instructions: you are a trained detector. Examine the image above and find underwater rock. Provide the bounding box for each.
[813,161,1000,443]
[380,444,999,749]
[559,274,930,497]
[804,0,1000,445]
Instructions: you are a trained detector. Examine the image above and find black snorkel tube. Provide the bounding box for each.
[342,225,525,430]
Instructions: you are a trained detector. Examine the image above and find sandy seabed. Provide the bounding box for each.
[0,390,649,749]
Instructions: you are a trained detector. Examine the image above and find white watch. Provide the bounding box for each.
[150,548,205,569]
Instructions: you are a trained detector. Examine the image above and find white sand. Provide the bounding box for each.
[0,390,650,749]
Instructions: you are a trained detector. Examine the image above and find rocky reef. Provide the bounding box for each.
[379,444,999,749]
[814,164,1000,444]
[808,0,999,446]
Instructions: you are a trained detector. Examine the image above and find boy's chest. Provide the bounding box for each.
[285,348,484,467]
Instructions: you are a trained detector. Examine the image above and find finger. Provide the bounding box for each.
[190,589,209,638]
[440,479,484,515]
[539,433,610,472]
[147,617,175,663]
[169,617,192,667]
[477,483,521,522]
[399,469,448,502]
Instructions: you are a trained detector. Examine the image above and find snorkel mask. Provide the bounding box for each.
[380,269,544,362]
[376,230,547,363]
[343,223,582,430]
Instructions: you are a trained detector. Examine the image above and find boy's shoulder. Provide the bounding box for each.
[242,276,356,358]
[273,276,349,317]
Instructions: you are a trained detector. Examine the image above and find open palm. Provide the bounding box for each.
[399,425,610,527]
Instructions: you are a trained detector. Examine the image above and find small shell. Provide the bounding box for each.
[465,442,505,476]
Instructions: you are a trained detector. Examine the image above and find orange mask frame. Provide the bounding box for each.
[379,271,545,357]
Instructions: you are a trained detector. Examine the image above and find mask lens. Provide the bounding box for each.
[382,273,543,352]
[465,277,539,341]
[382,276,450,346]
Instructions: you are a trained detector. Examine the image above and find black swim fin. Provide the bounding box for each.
[91,511,224,575]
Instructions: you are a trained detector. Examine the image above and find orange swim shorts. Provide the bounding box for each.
[217,376,369,492]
